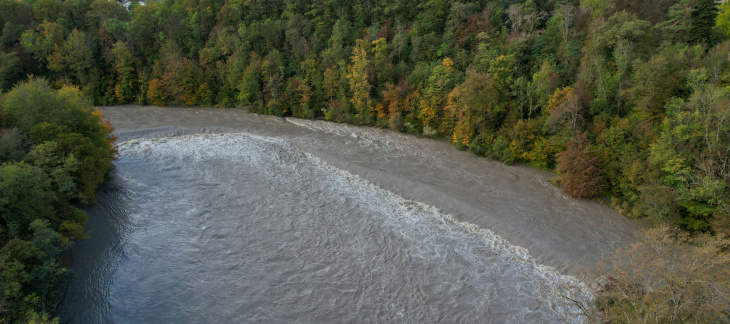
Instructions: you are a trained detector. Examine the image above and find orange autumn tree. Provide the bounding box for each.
[557,132,604,197]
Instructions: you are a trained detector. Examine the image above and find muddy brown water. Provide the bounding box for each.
[58,105,640,323]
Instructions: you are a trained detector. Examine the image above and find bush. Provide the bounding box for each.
[469,134,515,164]
[575,226,730,323]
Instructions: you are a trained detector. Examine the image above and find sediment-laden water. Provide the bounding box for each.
[59,106,640,323]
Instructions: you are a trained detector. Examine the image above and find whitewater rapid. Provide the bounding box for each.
[58,106,640,323]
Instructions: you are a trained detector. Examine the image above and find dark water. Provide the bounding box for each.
[58,106,640,323]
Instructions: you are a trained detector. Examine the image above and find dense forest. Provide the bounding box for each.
[2,0,728,234]
[0,0,729,322]
[0,79,116,322]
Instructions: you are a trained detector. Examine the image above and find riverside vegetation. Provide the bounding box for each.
[0,79,116,323]
[1,0,729,322]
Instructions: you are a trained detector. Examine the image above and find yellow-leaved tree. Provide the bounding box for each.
[346,39,372,124]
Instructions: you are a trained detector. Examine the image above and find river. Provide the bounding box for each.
[58,105,639,323]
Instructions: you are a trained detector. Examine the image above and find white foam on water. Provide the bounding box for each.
[115,133,593,323]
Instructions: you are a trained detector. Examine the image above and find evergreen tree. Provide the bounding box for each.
[688,0,719,45]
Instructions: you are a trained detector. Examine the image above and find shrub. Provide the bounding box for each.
[580,226,730,323]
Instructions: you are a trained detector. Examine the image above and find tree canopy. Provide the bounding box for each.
[0,0,729,319]
[0,0,726,232]
[0,78,116,323]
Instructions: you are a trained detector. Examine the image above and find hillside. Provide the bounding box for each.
[3,0,728,233]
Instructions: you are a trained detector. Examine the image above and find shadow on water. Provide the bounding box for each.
[58,168,134,323]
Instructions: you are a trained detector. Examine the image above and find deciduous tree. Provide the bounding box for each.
[557,132,604,197]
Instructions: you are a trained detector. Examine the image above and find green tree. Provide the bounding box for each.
[688,0,719,45]
[0,52,23,91]
[595,11,651,50]
[456,71,502,135]
[661,0,696,44]
[0,163,55,239]
[111,42,137,103]
[648,72,730,231]
[718,1,730,38]
[20,21,63,64]
[2,80,115,202]
[487,54,516,96]
[47,30,96,86]
[0,77,114,322]
[238,54,264,109]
